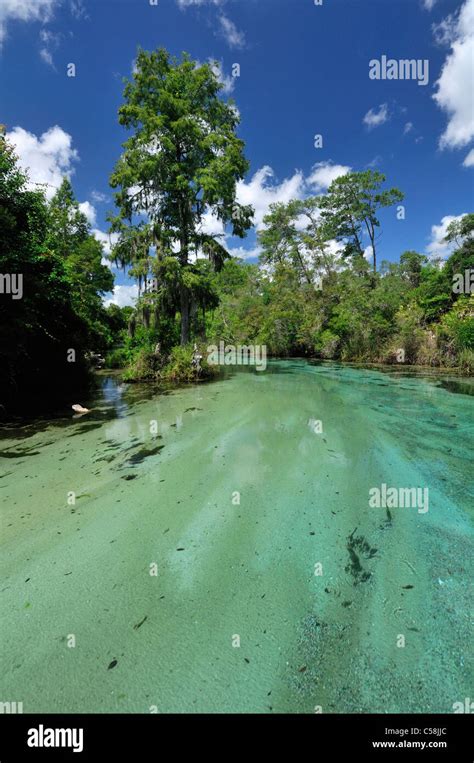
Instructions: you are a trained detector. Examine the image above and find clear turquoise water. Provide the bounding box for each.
[1,361,473,713]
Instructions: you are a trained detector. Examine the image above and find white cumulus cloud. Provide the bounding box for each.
[234,160,353,235]
[79,201,97,227]
[92,229,120,258]
[226,244,262,261]
[307,161,351,192]
[433,0,474,152]
[104,284,139,308]
[6,125,79,199]
[199,210,226,237]
[426,213,468,258]
[236,166,306,231]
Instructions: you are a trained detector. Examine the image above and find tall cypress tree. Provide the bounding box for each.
[109,48,253,344]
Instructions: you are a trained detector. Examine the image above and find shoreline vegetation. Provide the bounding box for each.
[107,358,474,400]
[1,47,473,420]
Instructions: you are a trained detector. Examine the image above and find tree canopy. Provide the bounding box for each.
[0,139,116,415]
[109,48,253,344]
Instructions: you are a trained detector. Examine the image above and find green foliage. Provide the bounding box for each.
[104,304,133,339]
[314,330,340,359]
[122,342,217,383]
[207,212,473,370]
[2,67,472,420]
[104,347,129,369]
[46,178,114,350]
[160,343,217,382]
[457,349,474,373]
[319,170,404,273]
[0,139,115,414]
[413,265,452,322]
[122,348,159,382]
[444,213,474,246]
[109,47,253,344]
[400,250,427,288]
[207,260,265,344]
[438,296,474,354]
[390,303,426,364]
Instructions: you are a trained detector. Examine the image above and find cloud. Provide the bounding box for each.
[91,229,119,257]
[433,0,474,151]
[0,0,58,48]
[366,155,383,168]
[91,190,109,203]
[196,162,349,258]
[403,122,414,135]
[218,14,245,48]
[363,103,389,130]
[426,213,468,258]
[463,148,474,167]
[194,58,236,94]
[422,0,437,9]
[103,284,139,308]
[7,125,117,254]
[79,201,97,226]
[175,1,244,49]
[209,59,235,94]
[432,15,458,47]
[39,47,54,67]
[202,162,350,259]
[226,245,262,261]
[39,29,60,68]
[234,160,352,234]
[236,166,306,231]
[6,125,79,199]
[70,0,88,20]
[307,161,351,192]
[199,210,226,237]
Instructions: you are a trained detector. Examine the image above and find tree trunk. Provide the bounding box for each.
[177,191,191,345]
[180,286,190,345]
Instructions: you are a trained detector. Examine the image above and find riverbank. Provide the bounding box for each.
[109,353,474,388]
[1,356,472,427]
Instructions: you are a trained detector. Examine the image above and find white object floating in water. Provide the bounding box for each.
[72,404,91,415]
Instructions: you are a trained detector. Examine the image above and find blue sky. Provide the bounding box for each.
[1,0,473,305]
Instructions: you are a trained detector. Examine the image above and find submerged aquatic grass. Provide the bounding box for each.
[0,361,472,713]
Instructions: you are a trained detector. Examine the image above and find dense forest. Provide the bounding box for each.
[1,48,473,418]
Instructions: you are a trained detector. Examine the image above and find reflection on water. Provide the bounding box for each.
[1,360,473,713]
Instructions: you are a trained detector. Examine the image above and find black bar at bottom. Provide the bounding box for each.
[0,713,471,760]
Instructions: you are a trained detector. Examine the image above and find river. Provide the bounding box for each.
[1,361,472,713]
